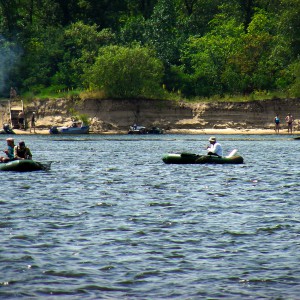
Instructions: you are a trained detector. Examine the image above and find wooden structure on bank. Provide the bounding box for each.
[9,99,24,129]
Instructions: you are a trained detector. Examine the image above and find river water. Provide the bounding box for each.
[1,134,300,299]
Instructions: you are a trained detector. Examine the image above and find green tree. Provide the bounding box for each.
[53,22,116,89]
[181,11,245,96]
[19,25,64,92]
[145,0,179,65]
[0,0,298,98]
[0,0,19,35]
[230,9,292,93]
[83,45,164,99]
[70,0,128,29]
[288,60,300,97]
[175,0,221,37]
[120,0,157,19]
[0,0,66,36]
[118,15,147,45]
[278,0,300,57]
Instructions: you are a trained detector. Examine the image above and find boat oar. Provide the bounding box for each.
[226,149,238,158]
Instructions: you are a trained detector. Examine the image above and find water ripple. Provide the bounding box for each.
[1,134,300,299]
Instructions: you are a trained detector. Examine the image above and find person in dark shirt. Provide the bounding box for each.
[14,141,32,160]
[274,115,280,134]
[18,111,24,129]
[30,112,36,133]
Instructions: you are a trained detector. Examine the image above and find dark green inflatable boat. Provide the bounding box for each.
[162,152,244,164]
[0,160,51,172]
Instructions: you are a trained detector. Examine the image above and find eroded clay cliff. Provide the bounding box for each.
[2,97,300,132]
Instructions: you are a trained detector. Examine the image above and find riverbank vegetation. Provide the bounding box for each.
[1,0,300,101]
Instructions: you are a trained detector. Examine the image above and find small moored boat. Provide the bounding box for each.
[128,125,164,134]
[49,121,89,134]
[162,152,244,164]
[0,124,15,134]
[128,125,147,134]
[147,127,164,134]
[0,160,51,172]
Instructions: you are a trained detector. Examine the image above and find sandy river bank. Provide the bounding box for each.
[12,127,300,136]
[2,97,300,136]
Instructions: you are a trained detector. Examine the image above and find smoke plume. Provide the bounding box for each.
[0,35,21,97]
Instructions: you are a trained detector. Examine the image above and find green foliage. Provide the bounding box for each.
[180,7,293,96]
[175,0,221,37]
[145,0,180,66]
[22,86,80,100]
[278,0,300,56]
[76,114,90,126]
[119,15,147,45]
[288,60,300,97]
[230,9,292,93]
[18,25,65,93]
[123,0,157,18]
[54,22,116,89]
[83,45,165,99]
[181,16,245,96]
[1,0,300,100]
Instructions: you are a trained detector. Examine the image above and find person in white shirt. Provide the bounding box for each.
[207,136,223,157]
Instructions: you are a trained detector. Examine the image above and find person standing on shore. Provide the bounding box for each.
[274,114,280,134]
[285,113,294,134]
[18,111,24,129]
[30,112,36,133]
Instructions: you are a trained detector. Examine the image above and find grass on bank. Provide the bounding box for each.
[22,86,82,103]
[79,89,291,103]
[21,86,291,103]
[186,90,290,103]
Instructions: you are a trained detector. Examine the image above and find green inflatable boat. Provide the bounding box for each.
[0,160,51,172]
[162,152,244,164]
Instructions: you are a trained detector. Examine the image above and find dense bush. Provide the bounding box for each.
[83,45,164,99]
[0,0,299,99]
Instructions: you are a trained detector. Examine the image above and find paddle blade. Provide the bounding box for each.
[226,149,238,158]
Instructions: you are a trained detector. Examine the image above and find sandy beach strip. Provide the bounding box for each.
[10,128,300,135]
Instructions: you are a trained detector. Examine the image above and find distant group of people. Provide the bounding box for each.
[18,111,36,132]
[0,138,32,163]
[274,113,296,134]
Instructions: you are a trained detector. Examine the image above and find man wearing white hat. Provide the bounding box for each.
[207,136,223,157]
[0,138,15,162]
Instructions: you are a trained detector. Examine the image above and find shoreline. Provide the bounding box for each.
[10,128,300,136]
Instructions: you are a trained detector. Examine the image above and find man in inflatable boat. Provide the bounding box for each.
[207,136,223,157]
[14,141,32,160]
[0,138,15,162]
